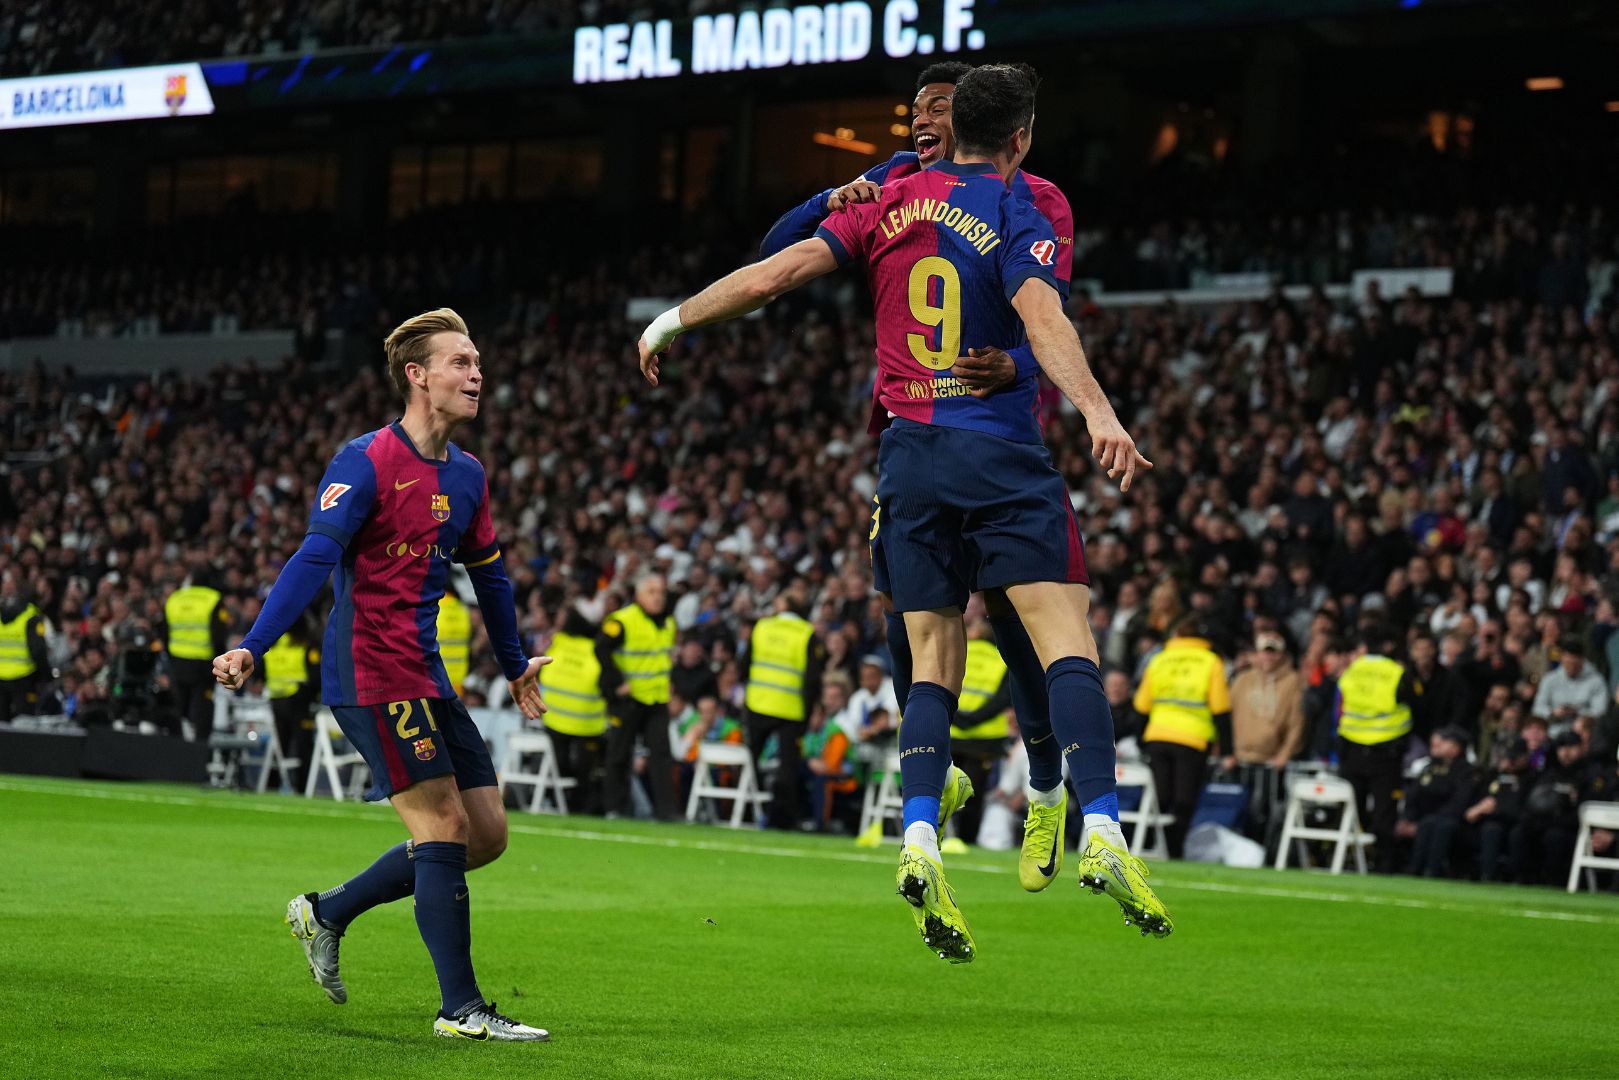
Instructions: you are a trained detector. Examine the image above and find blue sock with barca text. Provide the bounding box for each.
[313,841,415,933]
[1045,656,1126,846]
[899,681,955,861]
[412,841,483,1017]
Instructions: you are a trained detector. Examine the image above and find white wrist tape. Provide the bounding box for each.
[641,306,686,355]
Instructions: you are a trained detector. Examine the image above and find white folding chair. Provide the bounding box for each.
[1567,801,1619,893]
[1115,761,1174,859]
[685,742,770,827]
[304,708,371,801]
[857,750,905,837]
[1273,773,1374,874]
[498,729,576,815]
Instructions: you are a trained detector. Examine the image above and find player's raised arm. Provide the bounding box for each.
[1009,277,1152,492]
[636,237,842,385]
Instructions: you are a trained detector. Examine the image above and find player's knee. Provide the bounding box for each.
[469,826,508,869]
[417,800,470,846]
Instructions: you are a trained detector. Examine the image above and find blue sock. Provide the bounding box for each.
[989,614,1062,793]
[898,680,955,829]
[1045,656,1118,816]
[1083,792,1120,821]
[315,841,415,932]
[412,841,483,1017]
[885,611,913,719]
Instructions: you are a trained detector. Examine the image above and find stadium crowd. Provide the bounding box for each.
[2,192,1618,887]
[2,200,1612,340]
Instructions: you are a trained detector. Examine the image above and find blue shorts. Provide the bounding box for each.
[871,419,1088,613]
[330,695,498,802]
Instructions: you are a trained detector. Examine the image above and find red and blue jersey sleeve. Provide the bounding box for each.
[998,198,1063,303]
[814,200,882,267]
[307,442,378,549]
[457,459,500,567]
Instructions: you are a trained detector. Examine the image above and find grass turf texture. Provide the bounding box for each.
[1,776,1611,1080]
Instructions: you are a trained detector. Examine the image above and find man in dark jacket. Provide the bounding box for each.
[1465,737,1532,882]
[1396,726,1474,877]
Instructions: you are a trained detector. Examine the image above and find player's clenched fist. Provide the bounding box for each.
[1086,414,1153,493]
[212,648,255,691]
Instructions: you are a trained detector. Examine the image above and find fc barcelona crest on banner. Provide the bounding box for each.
[431,493,451,522]
[164,74,187,113]
[413,737,437,761]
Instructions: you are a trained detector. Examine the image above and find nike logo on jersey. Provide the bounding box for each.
[455,889,469,901]
[395,478,420,490]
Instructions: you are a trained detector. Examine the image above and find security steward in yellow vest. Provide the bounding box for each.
[262,616,321,793]
[163,571,232,742]
[1132,615,1232,859]
[743,592,826,830]
[948,618,1014,845]
[436,591,473,696]
[542,605,609,815]
[597,574,678,820]
[0,590,49,723]
[1335,626,1422,872]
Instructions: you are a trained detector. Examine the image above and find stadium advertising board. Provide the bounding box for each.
[0,63,215,130]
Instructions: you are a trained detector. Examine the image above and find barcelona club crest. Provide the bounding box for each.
[430,493,451,523]
[413,737,437,762]
[164,74,187,114]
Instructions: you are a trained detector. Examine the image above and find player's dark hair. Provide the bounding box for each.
[950,63,1039,158]
[915,61,971,92]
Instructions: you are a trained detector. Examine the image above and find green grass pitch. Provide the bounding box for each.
[1,775,1612,1079]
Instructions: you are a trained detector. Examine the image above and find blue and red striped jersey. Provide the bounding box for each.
[815,160,1062,444]
[307,422,501,706]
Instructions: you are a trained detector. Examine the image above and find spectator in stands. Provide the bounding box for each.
[1466,736,1532,882]
[1409,630,1464,739]
[849,655,900,750]
[1396,726,1475,877]
[670,633,719,706]
[1532,638,1608,729]
[803,675,859,833]
[1225,631,1304,773]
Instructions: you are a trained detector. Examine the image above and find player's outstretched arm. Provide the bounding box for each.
[1010,278,1152,492]
[464,554,552,721]
[216,532,343,690]
[637,237,840,385]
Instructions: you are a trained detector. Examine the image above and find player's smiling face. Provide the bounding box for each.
[911,81,955,167]
[418,331,483,421]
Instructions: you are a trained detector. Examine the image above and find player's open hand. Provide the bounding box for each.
[1087,415,1153,493]
[212,648,255,691]
[507,655,554,721]
[636,335,663,386]
[827,179,881,212]
[955,347,1018,397]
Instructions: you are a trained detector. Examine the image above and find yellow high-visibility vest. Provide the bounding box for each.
[745,613,816,721]
[608,603,675,705]
[951,638,1011,740]
[1136,637,1228,751]
[1337,654,1412,745]
[541,631,607,737]
[437,592,472,694]
[262,634,311,700]
[165,586,222,661]
[0,603,39,681]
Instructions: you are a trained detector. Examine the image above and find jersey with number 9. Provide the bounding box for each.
[815,160,1061,445]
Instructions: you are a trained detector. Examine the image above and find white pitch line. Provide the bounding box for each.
[4,778,1617,926]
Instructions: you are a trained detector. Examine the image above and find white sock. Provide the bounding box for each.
[1027,783,1065,808]
[1084,813,1127,849]
[904,821,941,862]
